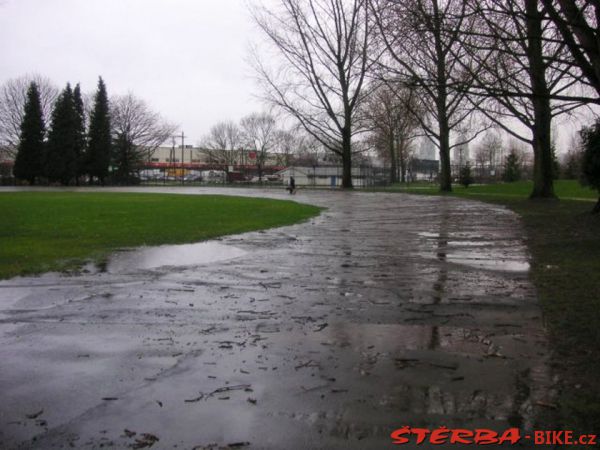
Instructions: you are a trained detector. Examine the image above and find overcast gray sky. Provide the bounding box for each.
[0,0,265,144]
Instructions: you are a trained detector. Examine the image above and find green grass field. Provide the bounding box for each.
[500,198,600,435]
[375,179,599,200]
[0,192,321,279]
[376,179,600,435]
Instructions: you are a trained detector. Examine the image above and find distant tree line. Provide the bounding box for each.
[201,112,337,182]
[4,75,174,186]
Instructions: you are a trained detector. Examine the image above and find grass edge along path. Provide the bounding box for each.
[0,192,322,280]
[372,180,600,438]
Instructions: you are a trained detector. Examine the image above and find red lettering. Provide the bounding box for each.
[391,426,411,445]
[498,428,521,445]
[391,427,591,446]
[474,429,499,445]
[412,428,431,444]
[584,434,596,445]
[551,431,565,445]
[429,427,450,445]
[534,431,545,444]
[450,429,474,444]
[564,431,573,445]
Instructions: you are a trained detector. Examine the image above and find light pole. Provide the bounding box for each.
[180,131,185,186]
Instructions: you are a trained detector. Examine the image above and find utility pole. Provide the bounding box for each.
[181,131,185,185]
[168,136,176,184]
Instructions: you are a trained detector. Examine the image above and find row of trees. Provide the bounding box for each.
[5,75,174,185]
[13,80,107,185]
[201,113,338,180]
[202,113,279,181]
[250,0,600,200]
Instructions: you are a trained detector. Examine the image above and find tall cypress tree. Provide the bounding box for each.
[73,83,86,184]
[46,84,78,185]
[87,77,111,184]
[13,82,46,185]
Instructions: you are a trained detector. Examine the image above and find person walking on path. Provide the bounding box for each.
[288,176,296,194]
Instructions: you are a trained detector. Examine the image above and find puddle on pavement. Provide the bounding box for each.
[446,254,530,272]
[417,231,530,272]
[105,241,246,273]
[197,321,548,437]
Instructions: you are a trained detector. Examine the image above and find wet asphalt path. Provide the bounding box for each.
[0,188,554,449]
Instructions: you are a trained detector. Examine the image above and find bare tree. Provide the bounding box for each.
[0,74,59,156]
[363,83,421,183]
[110,93,176,183]
[292,132,327,166]
[540,0,600,100]
[458,0,585,198]
[371,0,484,192]
[274,128,300,166]
[240,112,278,180]
[250,0,375,188]
[562,132,584,179]
[201,120,243,170]
[473,131,504,179]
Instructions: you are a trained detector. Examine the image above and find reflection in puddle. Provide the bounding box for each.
[105,241,246,273]
[447,255,530,272]
[417,232,530,273]
[273,321,549,432]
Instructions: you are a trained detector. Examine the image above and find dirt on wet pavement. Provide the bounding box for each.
[0,188,556,449]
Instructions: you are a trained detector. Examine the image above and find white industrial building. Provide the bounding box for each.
[277,166,369,187]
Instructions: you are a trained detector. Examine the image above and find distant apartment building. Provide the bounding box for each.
[419,136,437,160]
[413,136,440,181]
[453,135,470,167]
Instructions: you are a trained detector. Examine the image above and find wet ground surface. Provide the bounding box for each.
[0,188,555,449]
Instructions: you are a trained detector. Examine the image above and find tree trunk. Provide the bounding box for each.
[257,151,264,182]
[400,159,406,183]
[398,137,407,183]
[430,0,452,193]
[438,120,452,192]
[530,119,555,198]
[434,75,452,190]
[526,0,556,199]
[389,131,398,184]
[341,126,353,189]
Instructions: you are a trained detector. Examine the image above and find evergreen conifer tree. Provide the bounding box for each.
[563,150,582,180]
[503,150,522,182]
[73,83,86,184]
[459,162,474,188]
[46,84,78,185]
[87,77,111,184]
[13,82,46,185]
[580,120,600,214]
